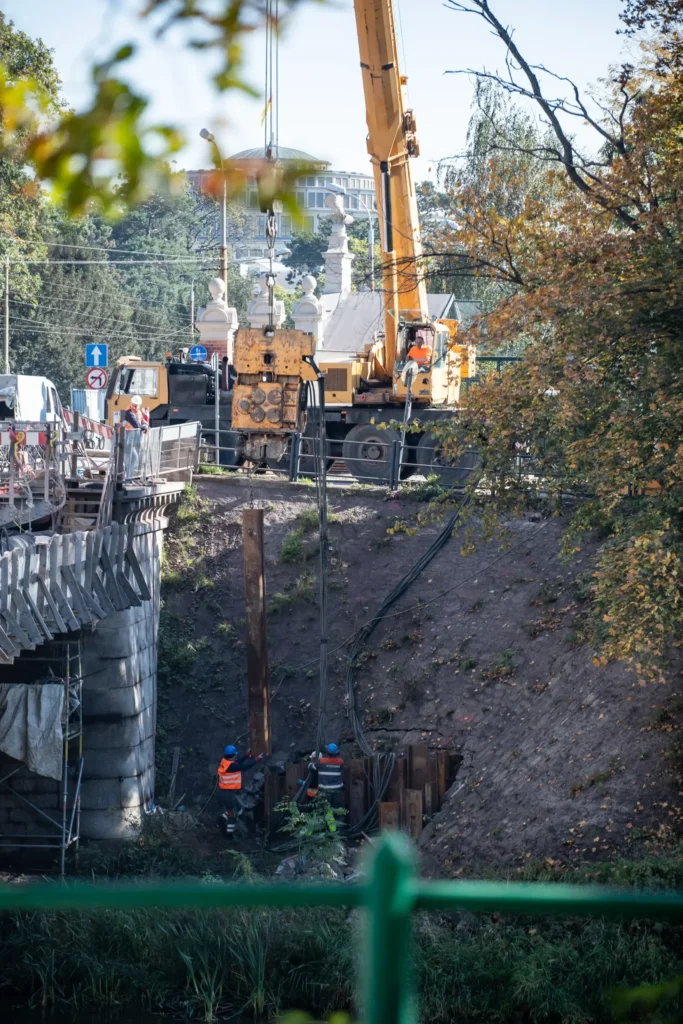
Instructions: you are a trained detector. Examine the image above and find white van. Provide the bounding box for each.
[0,375,64,424]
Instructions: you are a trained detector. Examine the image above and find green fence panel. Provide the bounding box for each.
[1,831,682,1024]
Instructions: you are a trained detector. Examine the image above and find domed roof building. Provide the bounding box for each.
[187,144,376,267]
[229,146,329,167]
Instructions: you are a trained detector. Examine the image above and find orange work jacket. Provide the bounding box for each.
[217,758,241,791]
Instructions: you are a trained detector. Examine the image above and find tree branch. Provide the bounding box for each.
[444,0,640,231]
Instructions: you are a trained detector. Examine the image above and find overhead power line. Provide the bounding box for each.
[10,296,188,333]
[8,314,191,342]
[10,257,210,266]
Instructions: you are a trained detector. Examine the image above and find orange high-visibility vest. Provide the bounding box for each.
[407,345,432,366]
[317,755,344,790]
[217,758,241,790]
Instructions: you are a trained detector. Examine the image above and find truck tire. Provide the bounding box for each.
[342,423,407,482]
[415,432,478,488]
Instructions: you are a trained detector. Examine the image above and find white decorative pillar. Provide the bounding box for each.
[247,273,286,329]
[292,275,325,342]
[195,277,239,362]
[322,194,355,296]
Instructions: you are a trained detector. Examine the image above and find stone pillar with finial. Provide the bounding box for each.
[292,274,325,342]
[247,273,286,329]
[322,193,355,296]
[195,277,239,362]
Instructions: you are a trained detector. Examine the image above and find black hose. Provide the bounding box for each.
[344,496,472,836]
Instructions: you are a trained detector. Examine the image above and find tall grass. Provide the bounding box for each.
[2,891,682,1021]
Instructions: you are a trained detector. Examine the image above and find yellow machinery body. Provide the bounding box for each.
[231,327,316,456]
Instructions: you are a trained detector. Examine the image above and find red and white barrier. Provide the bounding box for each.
[63,409,113,441]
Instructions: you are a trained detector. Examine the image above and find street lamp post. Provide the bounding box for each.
[326,184,376,292]
[200,129,228,301]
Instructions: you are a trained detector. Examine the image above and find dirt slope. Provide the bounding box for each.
[158,477,683,873]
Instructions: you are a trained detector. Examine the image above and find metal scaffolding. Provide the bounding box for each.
[0,638,83,875]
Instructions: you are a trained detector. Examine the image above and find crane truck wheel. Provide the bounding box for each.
[342,423,409,482]
[416,432,478,488]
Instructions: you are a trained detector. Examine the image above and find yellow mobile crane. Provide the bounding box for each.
[308,0,476,482]
[108,0,475,482]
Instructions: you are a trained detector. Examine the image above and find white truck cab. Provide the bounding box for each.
[0,374,64,424]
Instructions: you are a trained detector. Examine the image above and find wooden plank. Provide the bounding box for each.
[61,565,92,626]
[436,750,449,806]
[84,530,95,599]
[285,762,303,798]
[386,756,407,805]
[408,744,430,792]
[168,746,181,805]
[34,574,67,635]
[378,802,400,831]
[125,541,152,601]
[263,771,279,826]
[23,587,52,642]
[36,542,47,616]
[424,781,438,818]
[402,789,423,839]
[348,759,366,827]
[243,508,271,757]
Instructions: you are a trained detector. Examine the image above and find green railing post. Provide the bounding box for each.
[366,831,418,1024]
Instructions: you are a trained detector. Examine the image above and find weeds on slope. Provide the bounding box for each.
[2,851,683,1021]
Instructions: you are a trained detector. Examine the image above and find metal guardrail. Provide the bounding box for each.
[200,431,483,491]
[116,422,202,485]
[0,832,681,1024]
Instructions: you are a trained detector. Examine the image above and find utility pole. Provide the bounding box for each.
[200,129,229,303]
[242,508,271,756]
[4,258,9,373]
[220,172,228,301]
[190,280,195,345]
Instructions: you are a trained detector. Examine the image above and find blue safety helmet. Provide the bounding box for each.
[326,743,339,755]
[224,745,237,757]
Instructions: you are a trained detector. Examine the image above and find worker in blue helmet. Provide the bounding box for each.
[311,743,345,809]
[216,744,264,836]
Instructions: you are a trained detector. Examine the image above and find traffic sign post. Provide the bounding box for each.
[85,343,108,368]
[189,344,208,362]
[86,367,108,390]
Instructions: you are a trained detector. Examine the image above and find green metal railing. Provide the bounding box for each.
[1,832,682,1024]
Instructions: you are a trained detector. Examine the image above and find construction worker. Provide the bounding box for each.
[312,743,345,809]
[407,332,433,367]
[216,745,264,836]
[123,395,148,482]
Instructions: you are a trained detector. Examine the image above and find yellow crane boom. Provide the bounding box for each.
[353,0,429,375]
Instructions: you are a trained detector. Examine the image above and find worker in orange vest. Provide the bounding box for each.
[217,744,264,836]
[312,744,345,809]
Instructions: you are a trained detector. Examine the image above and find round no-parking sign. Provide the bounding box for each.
[86,367,108,390]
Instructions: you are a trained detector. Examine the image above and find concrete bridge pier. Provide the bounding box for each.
[79,522,162,839]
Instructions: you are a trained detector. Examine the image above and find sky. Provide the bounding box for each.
[3,0,630,180]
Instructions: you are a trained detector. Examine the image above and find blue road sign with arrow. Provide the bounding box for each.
[85,343,108,368]
[189,344,208,362]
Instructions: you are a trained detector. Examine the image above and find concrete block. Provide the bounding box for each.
[82,706,155,750]
[79,807,144,841]
[79,778,123,810]
[0,791,59,809]
[83,682,153,719]
[84,624,138,660]
[120,768,154,809]
[4,774,56,794]
[81,737,155,779]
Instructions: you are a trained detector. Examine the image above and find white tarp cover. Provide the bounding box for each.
[0,683,65,780]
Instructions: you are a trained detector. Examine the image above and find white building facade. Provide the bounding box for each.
[187,146,377,260]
